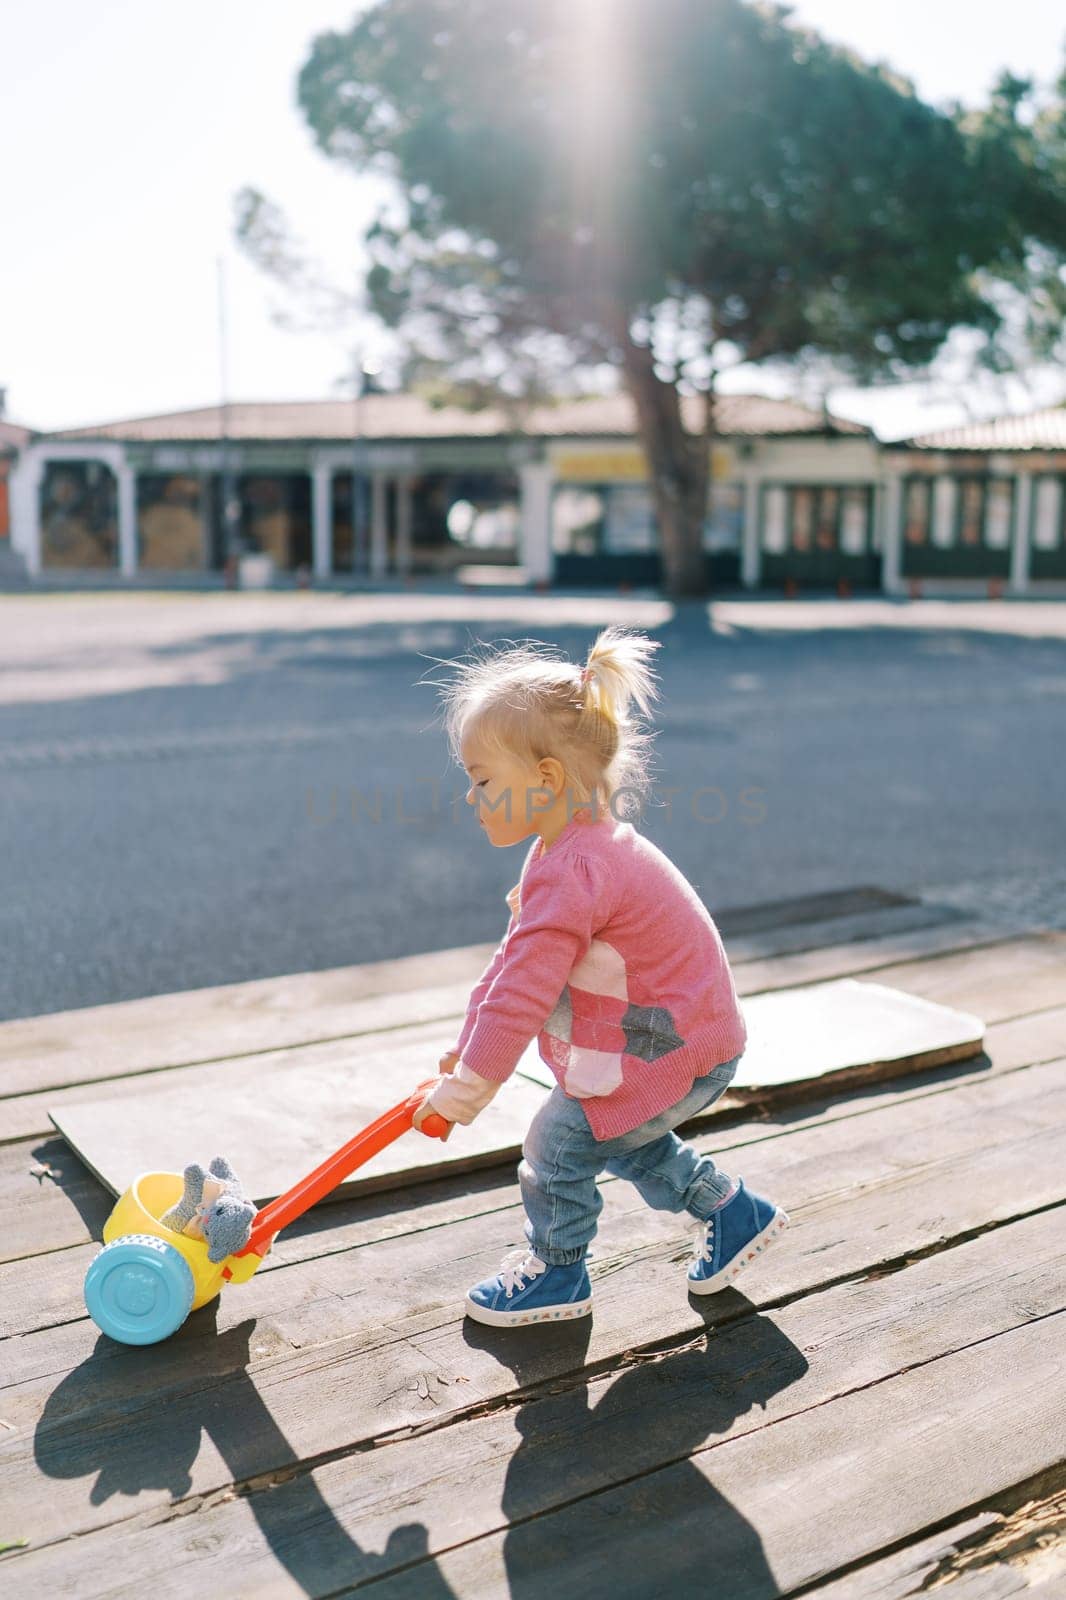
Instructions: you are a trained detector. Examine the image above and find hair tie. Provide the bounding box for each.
[579,664,591,687]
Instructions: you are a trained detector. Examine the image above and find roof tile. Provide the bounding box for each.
[45,392,868,444]
[906,404,1066,451]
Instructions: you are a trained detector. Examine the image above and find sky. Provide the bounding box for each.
[2,0,1064,441]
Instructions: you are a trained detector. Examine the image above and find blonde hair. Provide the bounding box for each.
[426,625,663,823]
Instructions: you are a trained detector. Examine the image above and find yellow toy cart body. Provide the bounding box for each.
[83,1086,448,1344]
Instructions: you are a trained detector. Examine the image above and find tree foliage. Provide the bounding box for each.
[241,0,1066,595]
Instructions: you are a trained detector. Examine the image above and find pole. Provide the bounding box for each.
[351,347,368,577]
[217,254,241,577]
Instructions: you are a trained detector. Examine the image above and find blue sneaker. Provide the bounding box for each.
[465,1248,593,1327]
[687,1178,790,1295]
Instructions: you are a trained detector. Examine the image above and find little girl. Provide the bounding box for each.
[414,624,789,1326]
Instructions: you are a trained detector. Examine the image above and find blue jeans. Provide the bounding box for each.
[519,1053,743,1266]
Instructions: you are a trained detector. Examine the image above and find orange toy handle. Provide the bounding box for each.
[235,1081,449,1261]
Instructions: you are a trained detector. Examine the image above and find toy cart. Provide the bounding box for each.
[83,1084,449,1345]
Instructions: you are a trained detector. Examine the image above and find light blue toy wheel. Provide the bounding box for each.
[84,1233,195,1345]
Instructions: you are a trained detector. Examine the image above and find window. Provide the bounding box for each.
[958,478,983,545]
[815,487,840,549]
[552,487,605,555]
[704,481,744,552]
[841,486,870,554]
[762,484,872,555]
[137,474,205,570]
[932,478,957,547]
[984,479,1013,549]
[792,487,815,551]
[762,486,788,553]
[40,460,118,569]
[1032,477,1064,551]
[903,479,931,546]
[604,485,655,553]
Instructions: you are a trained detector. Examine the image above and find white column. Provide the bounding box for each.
[1010,472,1031,594]
[396,474,413,575]
[311,461,333,580]
[8,449,44,576]
[116,459,137,577]
[519,460,554,584]
[880,472,903,595]
[741,473,760,588]
[369,470,388,578]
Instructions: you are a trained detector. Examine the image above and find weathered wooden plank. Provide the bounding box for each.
[0,911,1030,1149]
[2,1048,1064,1540]
[802,1484,1066,1597]
[3,1208,1062,1595]
[364,1315,1066,1600]
[737,925,1066,1011]
[0,903,1015,1109]
[5,884,903,1098]
[0,970,481,1099]
[0,961,1056,1334]
[0,1017,462,1146]
[868,928,1066,1022]
[3,922,1056,1156]
[519,976,983,1094]
[46,1040,547,1208]
[0,965,1056,1336]
[50,977,984,1203]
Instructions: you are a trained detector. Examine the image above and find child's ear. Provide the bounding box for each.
[537,756,565,796]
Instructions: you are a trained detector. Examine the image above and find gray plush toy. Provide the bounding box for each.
[159,1154,258,1263]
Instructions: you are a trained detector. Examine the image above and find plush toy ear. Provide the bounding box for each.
[208,1155,240,1190]
[184,1163,209,1200]
[159,1163,209,1232]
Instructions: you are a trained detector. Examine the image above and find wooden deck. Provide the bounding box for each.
[2,891,1065,1597]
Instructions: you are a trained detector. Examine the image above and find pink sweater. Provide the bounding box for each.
[445,804,748,1140]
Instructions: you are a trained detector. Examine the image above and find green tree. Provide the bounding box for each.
[951,65,1066,385]
[240,0,1066,597]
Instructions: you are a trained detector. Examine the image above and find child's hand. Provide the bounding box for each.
[439,1050,461,1075]
[413,1081,454,1141]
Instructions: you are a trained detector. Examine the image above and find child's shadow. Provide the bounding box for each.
[463,1293,809,1598]
[33,1307,456,1598]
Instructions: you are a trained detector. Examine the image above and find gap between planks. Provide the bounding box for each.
[1,1000,1063,1331]
[3,918,1061,1150]
[2,1206,1063,1596]
[0,902,1045,1110]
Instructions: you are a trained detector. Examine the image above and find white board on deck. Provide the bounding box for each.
[50,1036,547,1205]
[514,979,985,1090]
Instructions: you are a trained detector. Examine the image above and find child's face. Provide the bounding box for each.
[461,737,556,849]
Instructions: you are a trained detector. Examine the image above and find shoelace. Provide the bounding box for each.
[688,1216,716,1263]
[498,1248,547,1297]
[689,1183,741,1261]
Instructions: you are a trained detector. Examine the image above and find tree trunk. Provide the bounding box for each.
[617,325,712,600]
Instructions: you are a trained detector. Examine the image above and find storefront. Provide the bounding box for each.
[758,481,880,590]
[13,391,1062,593]
[894,464,1015,581]
[1029,471,1066,580]
[884,406,1066,592]
[547,443,745,589]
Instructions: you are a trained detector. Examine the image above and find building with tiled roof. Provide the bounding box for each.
[0,415,32,562]
[882,401,1066,591]
[906,403,1066,453]
[6,389,1065,594]
[10,391,881,590]
[46,390,870,444]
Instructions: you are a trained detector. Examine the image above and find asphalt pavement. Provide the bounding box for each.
[2,587,1064,1023]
